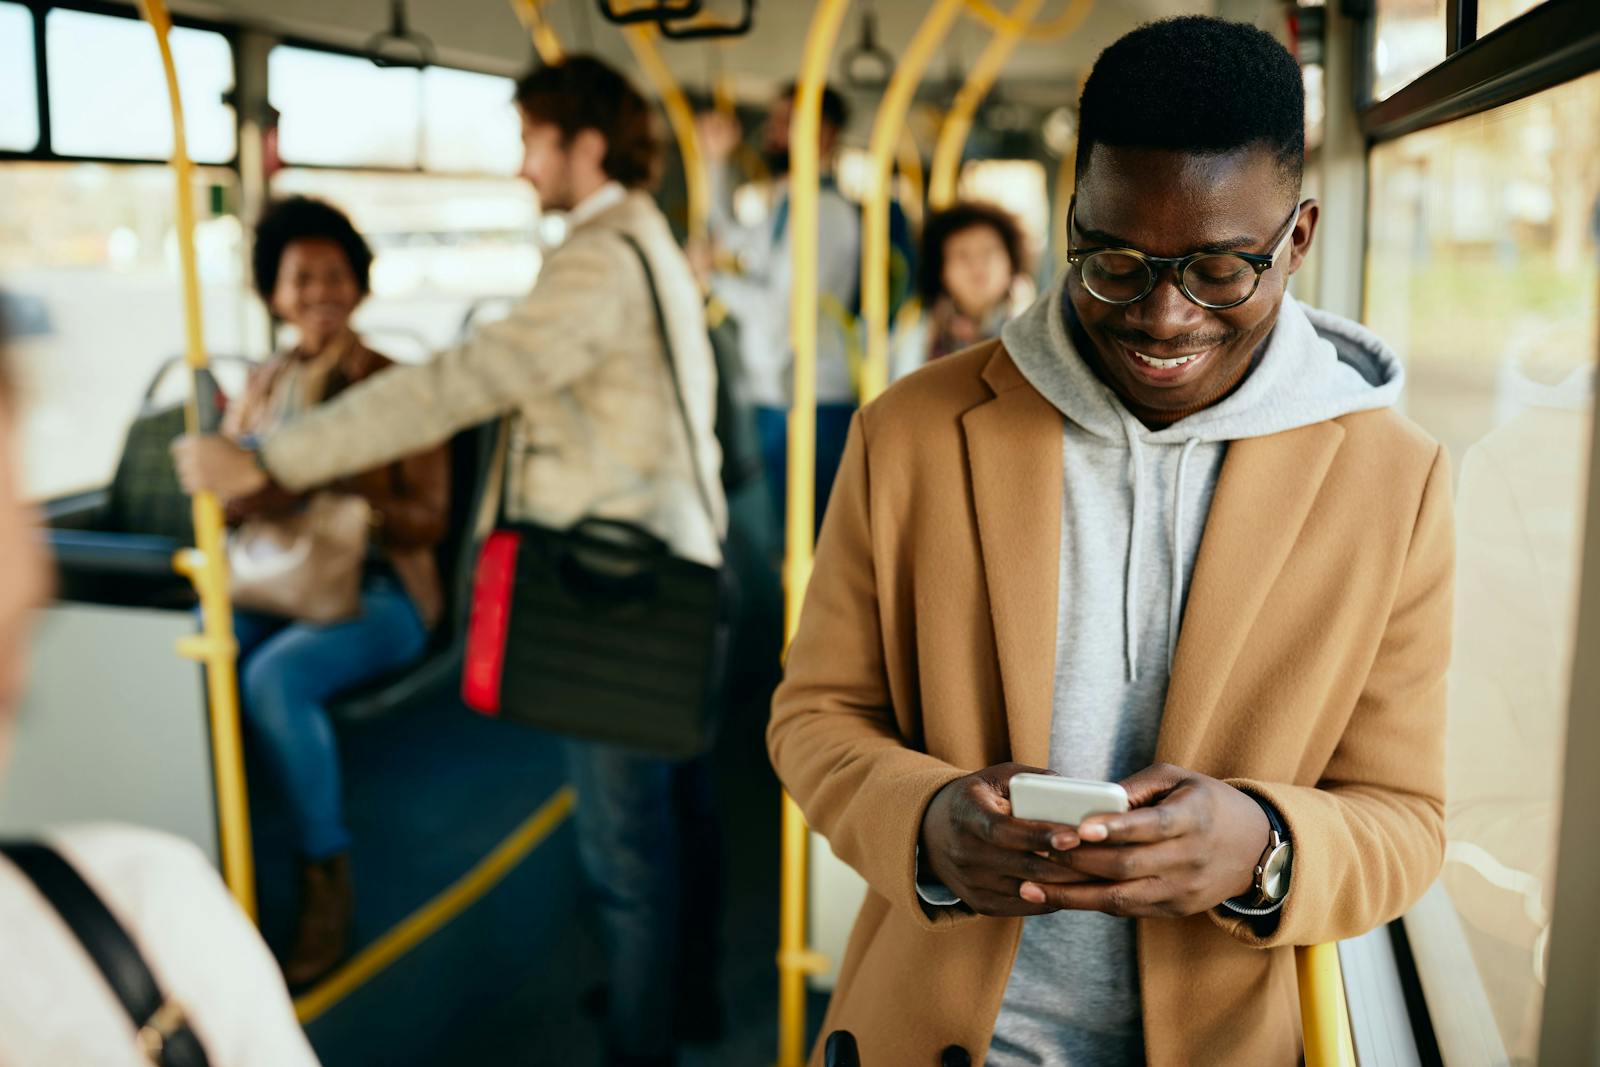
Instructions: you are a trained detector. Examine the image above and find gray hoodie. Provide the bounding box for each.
[977,274,1405,1066]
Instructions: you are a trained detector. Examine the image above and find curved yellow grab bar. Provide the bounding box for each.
[778,4,855,1062]
[622,24,710,246]
[136,0,255,920]
[508,0,564,64]
[930,0,1060,210]
[859,0,966,405]
[963,0,1095,40]
[1297,942,1356,1066]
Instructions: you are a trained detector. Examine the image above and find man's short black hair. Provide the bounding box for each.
[1075,16,1304,188]
[779,81,850,132]
[251,196,372,303]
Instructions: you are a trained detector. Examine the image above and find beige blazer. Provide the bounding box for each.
[768,340,1454,1066]
[261,191,726,567]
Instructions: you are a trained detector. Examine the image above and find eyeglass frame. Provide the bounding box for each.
[1065,196,1305,311]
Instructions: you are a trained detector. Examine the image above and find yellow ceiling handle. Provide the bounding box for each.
[962,0,1094,40]
[930,0,1055,210]
[508,0,565,64]
[860,0,966,405]
[136,0,255,922]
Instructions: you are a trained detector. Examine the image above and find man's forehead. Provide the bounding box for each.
[1075,145,1296,251]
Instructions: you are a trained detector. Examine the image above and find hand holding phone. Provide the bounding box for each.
[1007,773,1129,827]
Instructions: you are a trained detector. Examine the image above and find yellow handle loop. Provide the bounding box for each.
[136,0,255,920]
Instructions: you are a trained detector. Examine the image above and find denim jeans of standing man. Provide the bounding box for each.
[564,741,725,1066]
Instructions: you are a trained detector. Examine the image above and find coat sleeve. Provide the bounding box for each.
[1212,444,1454,948]
[767,411,973,932]
[260,234,630,492]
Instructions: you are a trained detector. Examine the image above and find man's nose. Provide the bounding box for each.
[1121,271,1208,343]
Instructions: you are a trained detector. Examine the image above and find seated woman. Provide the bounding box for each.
[223,197,449,988]
[891,200,1030,382]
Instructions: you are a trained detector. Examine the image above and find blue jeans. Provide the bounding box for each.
[564,742,723,1059]
[234,579,428,860]
[755,402,856,537]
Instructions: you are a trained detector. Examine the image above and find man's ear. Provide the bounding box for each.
[573,127,609,173]
[1286,198,1320,276]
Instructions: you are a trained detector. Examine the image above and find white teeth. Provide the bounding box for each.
[1133,349,1208,369]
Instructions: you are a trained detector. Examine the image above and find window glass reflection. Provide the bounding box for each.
[420,67,521,175]
[1372,0,1446,101]
[268,47,421,169]
[1366,70,1600,1066]
[46,9,235,162]
[0,3,38,152]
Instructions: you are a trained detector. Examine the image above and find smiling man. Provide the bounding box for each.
[769,16,1453,1067]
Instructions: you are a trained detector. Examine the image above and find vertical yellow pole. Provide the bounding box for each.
[1297,943,1356,1066]
[137,0,255,919]
[509,0,565,65]
[928,0,1047,210]
[623,24,710,246]
[779,5,854,1063]
[859,0,965,406]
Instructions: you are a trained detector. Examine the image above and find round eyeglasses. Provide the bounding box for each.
[1066,199,1303,311]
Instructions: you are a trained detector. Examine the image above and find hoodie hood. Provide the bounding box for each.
[1000,269,1404,444]
[998,271,1405,684]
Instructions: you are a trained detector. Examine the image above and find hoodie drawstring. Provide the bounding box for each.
[1123,425,1202,683]
[1169,438,1201,674]
[1122,418,1145,683]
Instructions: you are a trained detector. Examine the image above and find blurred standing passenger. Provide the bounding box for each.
[225,196,450,988]
[697,85,861,530]
[0,326,319,1065]
[173,56,727,1067]
[891,201,1029,382]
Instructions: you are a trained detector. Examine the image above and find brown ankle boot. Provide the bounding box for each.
[284,852,353,989]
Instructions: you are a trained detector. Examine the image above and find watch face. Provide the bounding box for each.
[1261,843,1292,901]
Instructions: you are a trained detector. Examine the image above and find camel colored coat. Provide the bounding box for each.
[768,340,1453,1066]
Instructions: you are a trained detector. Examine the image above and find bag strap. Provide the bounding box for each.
[0,842,212,1067]
[616,233,721,536]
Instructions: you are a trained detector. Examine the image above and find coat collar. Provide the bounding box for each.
[962,343,1344,769]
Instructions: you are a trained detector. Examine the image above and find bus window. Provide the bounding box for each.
[1365,68,1600,1067]
[420,67,522,175]
[1372,0,1447,102]
[0,164,254,499]
[267,169,539,359]
[268,46,422,170]
[959,158,1049,292]
[1478,0,1549,38]
[0,2,38,152]
[45,8,235,163]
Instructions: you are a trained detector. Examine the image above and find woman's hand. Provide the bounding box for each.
[1016,763,1271,918]
[171,435,270,500]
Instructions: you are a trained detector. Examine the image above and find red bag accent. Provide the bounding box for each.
[462,530,521,715]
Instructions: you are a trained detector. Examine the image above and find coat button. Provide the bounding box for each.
[941,1047,971,1067]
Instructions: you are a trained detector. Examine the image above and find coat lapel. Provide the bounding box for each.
[962,348,1063,768]
[1158,422,1345,765]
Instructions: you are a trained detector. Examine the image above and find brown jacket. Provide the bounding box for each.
[224,340,449,628]
[768,341,1453,1066]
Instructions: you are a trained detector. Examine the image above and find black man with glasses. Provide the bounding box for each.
[769,15,1452,1066]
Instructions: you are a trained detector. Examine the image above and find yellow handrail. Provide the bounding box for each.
[1297,942,1356,1065]
[509,0,564,64]
[930,0,1076,210]
[136,0,255,920]
[778,5,854,1062]
[622,24,710,246]
[859,0,966,406]
[962,0,1094,39]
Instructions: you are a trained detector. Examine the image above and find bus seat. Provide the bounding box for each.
[327,418,502,725]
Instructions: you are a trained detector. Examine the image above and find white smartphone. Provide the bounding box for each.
[1008,773,1130,826]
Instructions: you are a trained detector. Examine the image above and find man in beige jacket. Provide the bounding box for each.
[770,18,1452,1066]
[176,57,727,1067]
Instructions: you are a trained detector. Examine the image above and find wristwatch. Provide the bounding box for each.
[1223,796,1292,917]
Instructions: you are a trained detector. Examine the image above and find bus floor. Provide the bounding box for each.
[247,562,833,1063]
